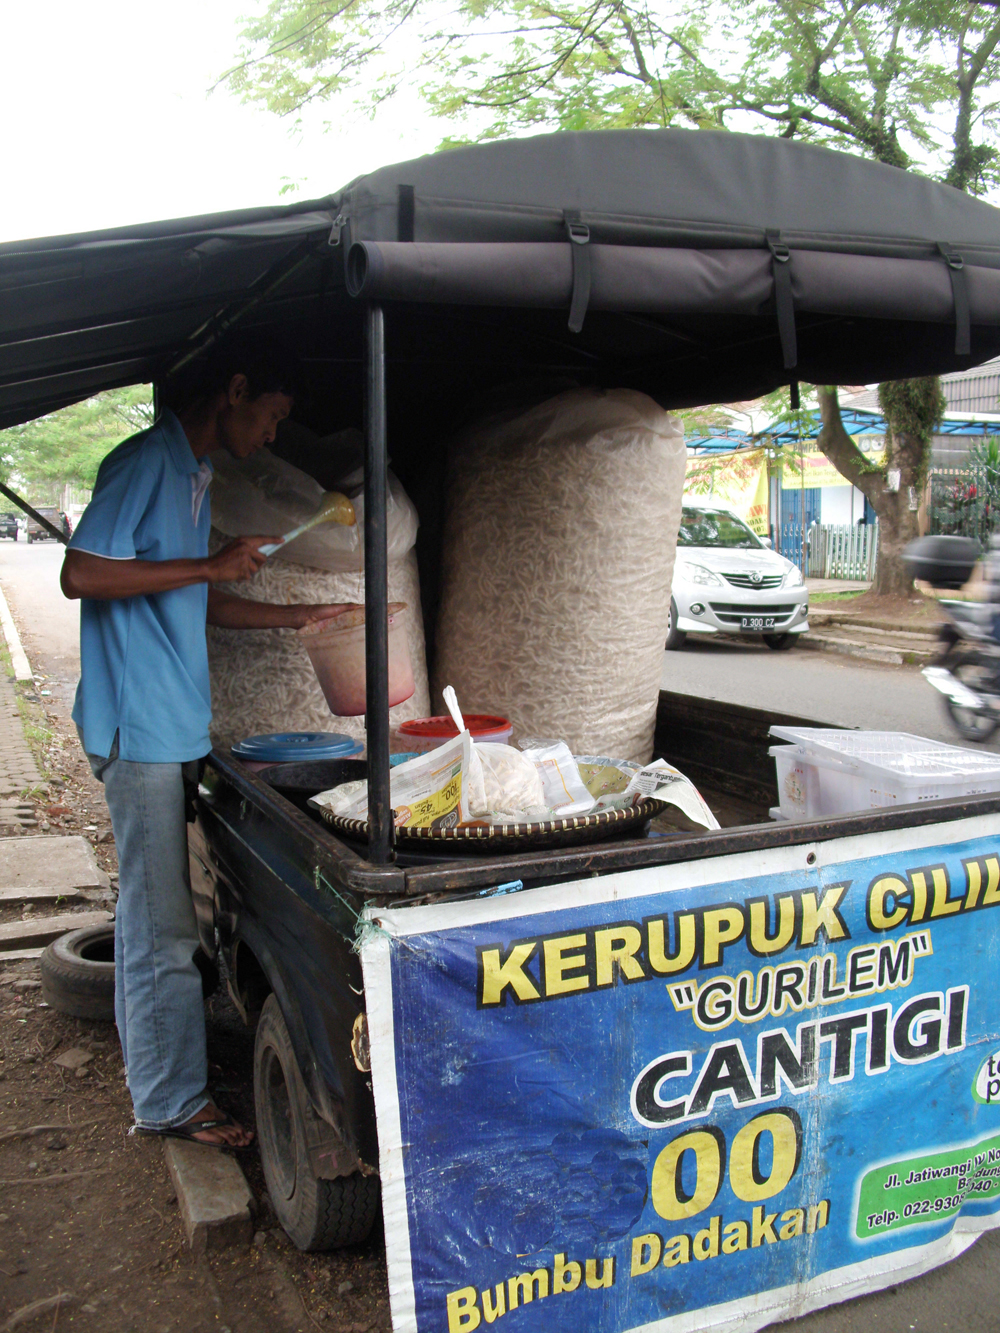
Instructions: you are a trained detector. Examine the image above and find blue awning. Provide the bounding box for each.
[755,407,1000,444]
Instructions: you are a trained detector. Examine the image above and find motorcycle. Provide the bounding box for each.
[905,536,1000,743]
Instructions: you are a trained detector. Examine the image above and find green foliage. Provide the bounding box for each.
[0,387,153,500]
[877,375,946,493]
[932,436,1000,540]
[223,0,728,139]
[727,0,945,170]
[877,376,946,443]
[221,1,1000,189]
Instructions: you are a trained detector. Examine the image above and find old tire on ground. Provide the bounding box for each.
[254,993,379,1251]
[40,924,219,1023]
[665,598,686,650]
[764,633,795,650]
[40,924,116,1022]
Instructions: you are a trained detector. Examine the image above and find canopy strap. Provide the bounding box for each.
[766,231,797,370]
[937,243,971,356]
[397,185,416,242]
[564,211,592,334]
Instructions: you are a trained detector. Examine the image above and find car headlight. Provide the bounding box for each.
[677,562,722,587]
[783,565,804,588]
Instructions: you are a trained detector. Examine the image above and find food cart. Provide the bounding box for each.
[4,128,1000,1333]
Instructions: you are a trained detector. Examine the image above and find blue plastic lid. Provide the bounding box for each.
[231,732,364,763]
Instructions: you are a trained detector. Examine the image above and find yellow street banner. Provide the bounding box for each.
[745,462,769,535]
[781,437,885,491]
[684,448,769,530]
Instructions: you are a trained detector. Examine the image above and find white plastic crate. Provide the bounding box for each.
[768,727,1000,821]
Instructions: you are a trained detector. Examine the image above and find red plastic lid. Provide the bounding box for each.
[399,714,511,739]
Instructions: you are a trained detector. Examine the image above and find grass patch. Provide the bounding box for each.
[809,590,867,605]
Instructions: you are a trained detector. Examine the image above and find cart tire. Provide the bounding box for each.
[763,634,795,650]
[665,599,686,650]
[254,994,379,1251]
[40,924,116,1022]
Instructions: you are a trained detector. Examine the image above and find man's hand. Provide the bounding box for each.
[204,537,277,584]
[206,592,363,630]
[287,603,362,630]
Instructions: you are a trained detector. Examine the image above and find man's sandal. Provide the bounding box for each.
[131,1110,252,1148]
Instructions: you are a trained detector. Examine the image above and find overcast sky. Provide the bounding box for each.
[6,1,997,245]
[1,0,448,243]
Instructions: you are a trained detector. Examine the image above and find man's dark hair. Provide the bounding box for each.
[163,331,299,411]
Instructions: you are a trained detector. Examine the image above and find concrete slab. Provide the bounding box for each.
[163,1138,255,1253]
[0,884,87,904]
[0,910,111,951]
[0,836,109,893]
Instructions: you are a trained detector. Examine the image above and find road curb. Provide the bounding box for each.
[0,581,32,682]
[798,633,906,666]
[163,1138,256,1253]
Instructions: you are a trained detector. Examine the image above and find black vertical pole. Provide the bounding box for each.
[364,304,392,864]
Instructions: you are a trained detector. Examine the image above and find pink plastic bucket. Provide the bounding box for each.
[299,602,415,717]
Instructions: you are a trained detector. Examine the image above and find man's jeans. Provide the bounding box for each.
[84,734,209,1129]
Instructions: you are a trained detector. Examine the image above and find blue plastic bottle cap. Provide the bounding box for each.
[231,732,364,763]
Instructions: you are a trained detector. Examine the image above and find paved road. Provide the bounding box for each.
[661,632,985,749]
[0,536,78,703]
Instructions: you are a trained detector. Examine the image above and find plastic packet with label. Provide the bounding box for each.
[310,732,472,829]
[517,742,596,816]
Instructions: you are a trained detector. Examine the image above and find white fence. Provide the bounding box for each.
[778,522,878,580]
[814,522,879,581]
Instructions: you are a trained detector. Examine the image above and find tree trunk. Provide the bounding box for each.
[870,476,920,596]
[814,385,935,598]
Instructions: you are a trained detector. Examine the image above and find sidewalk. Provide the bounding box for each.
[0,662,40,829]
[0,573,42,828]
[803,578,943,666]
[806,577,871,596]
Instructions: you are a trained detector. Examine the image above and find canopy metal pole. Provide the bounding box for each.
[364,304,393,864]
[0,483,67,544]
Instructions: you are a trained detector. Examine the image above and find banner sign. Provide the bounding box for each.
[781,438,885,491]
[684,449,768,532]
[362,817,1000,1333]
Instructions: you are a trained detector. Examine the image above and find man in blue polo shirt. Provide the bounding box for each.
[62,338,349,1148]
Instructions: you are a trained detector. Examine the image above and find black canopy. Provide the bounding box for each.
[3,128,1000,430]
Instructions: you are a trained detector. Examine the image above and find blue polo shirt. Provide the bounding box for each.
[70,410,214,762]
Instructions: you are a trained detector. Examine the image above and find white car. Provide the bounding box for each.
[667,504,809,650]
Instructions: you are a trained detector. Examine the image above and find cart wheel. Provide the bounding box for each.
[665,599,686,650]
[254,994,379,1251]
[763,633,795,650]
